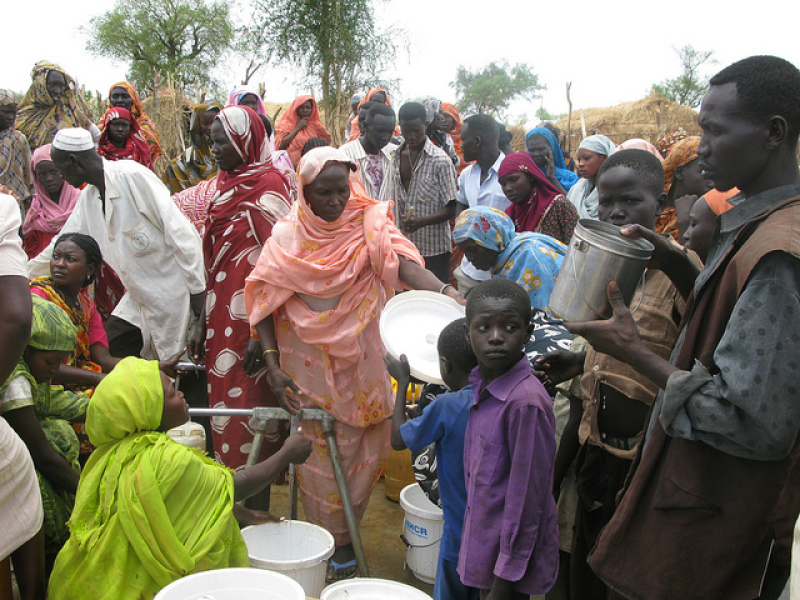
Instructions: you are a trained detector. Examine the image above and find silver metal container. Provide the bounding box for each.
[548,219,654,320]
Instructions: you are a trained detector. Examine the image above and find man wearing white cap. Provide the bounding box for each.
[28,128,205,361]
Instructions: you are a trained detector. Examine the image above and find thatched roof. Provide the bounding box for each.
[555,93,701,153]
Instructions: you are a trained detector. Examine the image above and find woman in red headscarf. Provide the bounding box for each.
[498,152,578,244]
[97,107,153,170]
[347,88,400,142]
[188,106,293,479]
[275,95,331,166]
[102,81,163,161]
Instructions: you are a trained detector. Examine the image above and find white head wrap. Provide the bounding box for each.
[52,128,94,152]
[578,134,616,157]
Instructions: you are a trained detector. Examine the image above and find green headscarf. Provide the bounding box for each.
[86,356,163,446]
[30,295,77,352]
[49,357,248,600]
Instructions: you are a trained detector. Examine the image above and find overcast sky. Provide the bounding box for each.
[5,0,800,129]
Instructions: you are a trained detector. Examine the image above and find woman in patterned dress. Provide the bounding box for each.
[188,106,292,487]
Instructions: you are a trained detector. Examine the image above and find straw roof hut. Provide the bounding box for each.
[555,93,701,154]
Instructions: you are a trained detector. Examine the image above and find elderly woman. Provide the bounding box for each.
[103,81,163,161]
[0,89,33,208]
[163,103,221,193]
[245,146,460,581]
[97,107,153,170]
[188,106,293,476]
[566,134,616,219]
[48,357,312,600]
[498,152,579,244]
[16,61,98,152]
[275,95,332,166]
[22,144,81,257]
[526,127,579,194]
[453,206,566,313]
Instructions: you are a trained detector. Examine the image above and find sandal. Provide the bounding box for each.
[326,558,358,583]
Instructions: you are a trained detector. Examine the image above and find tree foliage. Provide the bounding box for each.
[253,0,398,144]
[652,45,716,109]
[87,0,235,92]
[451,62,544,117]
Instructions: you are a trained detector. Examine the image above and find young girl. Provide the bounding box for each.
[566,134,616,220]
[49,356,312,600]
[0,296,89,564]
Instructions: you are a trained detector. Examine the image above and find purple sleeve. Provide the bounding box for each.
[87,303,109,348]
[494,400,556,581]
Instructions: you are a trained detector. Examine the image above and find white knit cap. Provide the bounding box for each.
[52,128,94,152]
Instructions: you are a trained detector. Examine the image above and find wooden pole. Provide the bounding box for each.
[566,82,573,154]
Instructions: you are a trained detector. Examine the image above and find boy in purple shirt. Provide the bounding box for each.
[387,318,480,600]
[459,278,559,599]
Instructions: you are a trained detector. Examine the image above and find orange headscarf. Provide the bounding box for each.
[102,81,163,160]
[275,95,331,166]
[347,88,399,142]
[703,188,738,215]
[442,102,466,171]
[663,136,701,194]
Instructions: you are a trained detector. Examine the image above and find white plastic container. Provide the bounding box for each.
[399,483,444,584]
[241,520,335,598]
[321,577,433,600]
[154,567,304,600]
[166,421,206,453]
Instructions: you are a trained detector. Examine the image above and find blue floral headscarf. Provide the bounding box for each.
[453,206,566,312]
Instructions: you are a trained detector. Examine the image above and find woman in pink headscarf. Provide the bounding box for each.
[188,106,293,480]
[498,152,579,244]
[22,143,81,258]
[275,95,331,166]
[245,147,460,579]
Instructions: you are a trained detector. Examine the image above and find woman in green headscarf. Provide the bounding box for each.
[0,295,89,562]
[49,356,312,600]
[15,61,98,152]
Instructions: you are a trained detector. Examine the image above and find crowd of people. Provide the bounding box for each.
[1,53,799,600]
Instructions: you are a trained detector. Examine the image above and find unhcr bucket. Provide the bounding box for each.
[549,219,654,321]
[399,483,444,584]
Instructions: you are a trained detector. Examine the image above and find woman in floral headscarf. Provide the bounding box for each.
[275,95,332,166]
[163,103,221,193]
[452,206,566,313]
[245,146,458,580]
[187,106,293,475]
[498,152,578,244]
[97,107,153,170]
[103,81,163,161]
[658,135,713,241]
[16,61,98,152]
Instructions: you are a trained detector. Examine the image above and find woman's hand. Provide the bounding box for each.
[232,504,285,528]
[266,365,302,414]
[158,351,183,378]
[443,284,466,305]
[534,350,586,386]
[242,338,264,376]
[294,117,310,132]
[188,320,206,365]
[282,431,313,464]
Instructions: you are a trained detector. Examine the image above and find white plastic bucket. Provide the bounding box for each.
[154,567,304,600]
[321,577,433,600]
[399,483,444,584]
[166,421,206,453]
[241,520,335,598]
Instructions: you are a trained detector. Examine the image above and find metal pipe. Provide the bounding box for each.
[321,417,370,577]
[288,413,300,520]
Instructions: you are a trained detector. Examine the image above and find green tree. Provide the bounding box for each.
[451,62,544,117]
[87,0,235,91]
[253,0,398,145]
[652,45,716,109]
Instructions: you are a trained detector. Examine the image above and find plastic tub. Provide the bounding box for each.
[241,520,335,598]
[399,483,444,584]
[154,567,304,600]
[321,577,433,600]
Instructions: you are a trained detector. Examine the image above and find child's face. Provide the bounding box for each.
[683,197,717,263]
[466,297,532,382]
[157,372,189,432]
[24,348,71,382]
[597,166,664,230]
